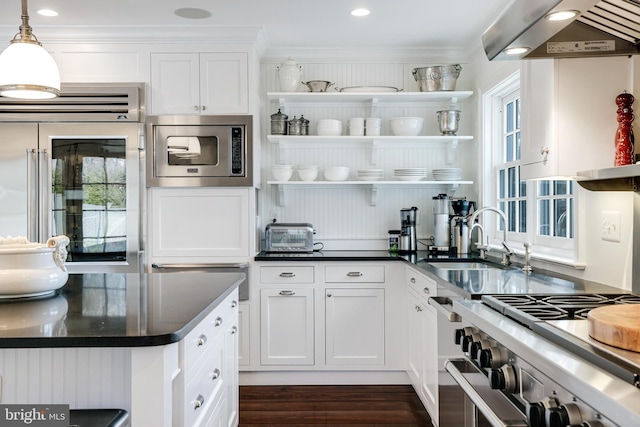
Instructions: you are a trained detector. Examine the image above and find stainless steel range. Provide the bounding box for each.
[448,293,640,427]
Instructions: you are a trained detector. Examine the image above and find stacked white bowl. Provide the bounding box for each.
[271,164,294,181]
[349,118,365,136]
[356,169,384,181]
[393,168,427,181]
[432,168,462,181]
[296,165,320,181]
[324,166,350,181]
[317,119,343,136]
[365,117,381,136]
[389,117,424,136]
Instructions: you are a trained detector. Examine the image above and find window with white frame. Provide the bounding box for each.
[483,72,576,259]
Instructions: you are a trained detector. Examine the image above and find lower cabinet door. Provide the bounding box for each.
[260,287,315,365]
[325,288,385,366]
[421,302,439,421]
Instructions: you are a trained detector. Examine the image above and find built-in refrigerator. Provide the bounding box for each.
[0,83,145,273]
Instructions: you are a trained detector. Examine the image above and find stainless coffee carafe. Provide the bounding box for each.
[432,194,451,250]
[450,198,476,256]
[399,207,418,253]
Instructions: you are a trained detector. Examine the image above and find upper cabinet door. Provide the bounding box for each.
[150,53,201,115]
[150,52,249,115]
[200,52,248,115]
[521,57,631,180]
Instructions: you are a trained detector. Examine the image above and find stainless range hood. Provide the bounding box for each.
[484,0,640,60]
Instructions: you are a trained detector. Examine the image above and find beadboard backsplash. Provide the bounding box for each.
[259,60,479,251]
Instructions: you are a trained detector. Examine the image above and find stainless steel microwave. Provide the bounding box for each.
[146,115,253,187]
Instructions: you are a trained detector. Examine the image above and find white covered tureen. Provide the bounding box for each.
[0,235,70,298]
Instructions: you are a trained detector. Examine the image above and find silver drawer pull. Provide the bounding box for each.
[279,272,296,277]
[193,394,204,410]
[410,277,416,283]
[230,300,238,308]
[214,317,223,327]
[230,326,238,335]
[423,287,430,294]
[196,334,207,347]
[279,290,295,296]
[211,368,221,381]
[347,272,363,277]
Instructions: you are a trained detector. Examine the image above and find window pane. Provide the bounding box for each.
[539,180,549,196]
[569,198,574,238]
[506,101,514,132]
[539,199,550,236]
[508,201,516,232]
[499,169,506,198]
[515,131,521,161]
[554,199,567,237]
[519,200,527,233]
[498,201,505,231]
[506,134,514,162]
[515,98,520,129]
[508,167,516,197]
[554,181,567,196]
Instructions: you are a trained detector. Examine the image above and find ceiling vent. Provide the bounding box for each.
[0,82,145,122]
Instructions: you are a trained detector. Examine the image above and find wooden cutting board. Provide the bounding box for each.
[587,305,640,352]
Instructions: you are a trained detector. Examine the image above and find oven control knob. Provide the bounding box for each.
[546,403,582,427]
[454,326,477,345]
[479,346,508,369]
[526,396,559,427]
[488,364,517,393]
[469,338,493,360]
[462,332,483,353]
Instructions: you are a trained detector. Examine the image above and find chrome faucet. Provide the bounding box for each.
[469,222,488,259]
[468,206,513,265]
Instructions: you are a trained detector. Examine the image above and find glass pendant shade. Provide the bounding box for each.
[0,0,61,99]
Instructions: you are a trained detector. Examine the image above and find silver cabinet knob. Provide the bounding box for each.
[230,300,238,308]
[230,326,238,335]
[193,105,199,111]
[415,305,423,312]
[410,277,416,283]
[193,394,204,409]
[211,368,221,381]
[540,146,550,156]
[196,334,207,347]
[423,287,430,294]
[279,290,295,296]
[214,316,223,327]
[201,105,207,111]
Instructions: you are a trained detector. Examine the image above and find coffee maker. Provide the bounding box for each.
[430,194,451,253]
[450,198,476,256]
[399,207,418,253]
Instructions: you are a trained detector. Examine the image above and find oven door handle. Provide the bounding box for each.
[428,297,461,322]
[444,359,528,427]
[152,263,249,269]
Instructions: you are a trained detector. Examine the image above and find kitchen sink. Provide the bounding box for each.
[426,261,505,270]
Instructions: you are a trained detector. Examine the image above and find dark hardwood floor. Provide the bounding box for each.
[239,385,432,426]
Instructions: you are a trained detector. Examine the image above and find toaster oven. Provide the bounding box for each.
[264,223,315,253]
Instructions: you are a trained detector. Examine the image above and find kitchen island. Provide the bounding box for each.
[0,271,243,427]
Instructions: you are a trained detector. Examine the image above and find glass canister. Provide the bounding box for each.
[288,116,302,136]
[270,109,288,135]
[388,230,401,252]
[300,115,310,135]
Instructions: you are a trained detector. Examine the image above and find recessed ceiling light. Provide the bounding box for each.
[546,10,579,21]
[37,9,58,17]
[504,47,530,55]
[174,8,212,20]
[350,8,370,17]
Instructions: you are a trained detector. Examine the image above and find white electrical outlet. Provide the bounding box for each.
[601,210,621,242]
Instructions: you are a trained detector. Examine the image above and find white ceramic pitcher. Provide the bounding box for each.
[276,58,303,92]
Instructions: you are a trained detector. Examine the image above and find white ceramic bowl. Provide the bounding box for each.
[271,166,293,181]
[324,166,350,181]
[317,119,343,136]
[297,166,320,181]
[389,117,424,136]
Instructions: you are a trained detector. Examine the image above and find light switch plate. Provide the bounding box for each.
[601,210,621,242]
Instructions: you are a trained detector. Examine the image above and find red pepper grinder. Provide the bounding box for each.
[614,91,635,166]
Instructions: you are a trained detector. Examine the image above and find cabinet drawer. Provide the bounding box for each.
[184,332,225,427]
[324,265,385,283]
[407,267,437,299]
[183,290,238,375]
[260,266,314,284]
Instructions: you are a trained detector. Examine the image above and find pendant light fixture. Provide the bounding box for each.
[0,0,60,99]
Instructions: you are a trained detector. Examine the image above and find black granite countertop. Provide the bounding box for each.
[0,272,242,348]
[255,250,627,298]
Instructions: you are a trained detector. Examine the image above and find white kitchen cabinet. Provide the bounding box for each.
[238,302,250,367]
[149,187,252,262]
[520,57,630,179]
[325,287,385,365]
[151,52,249,115]
[260,287,315,365]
